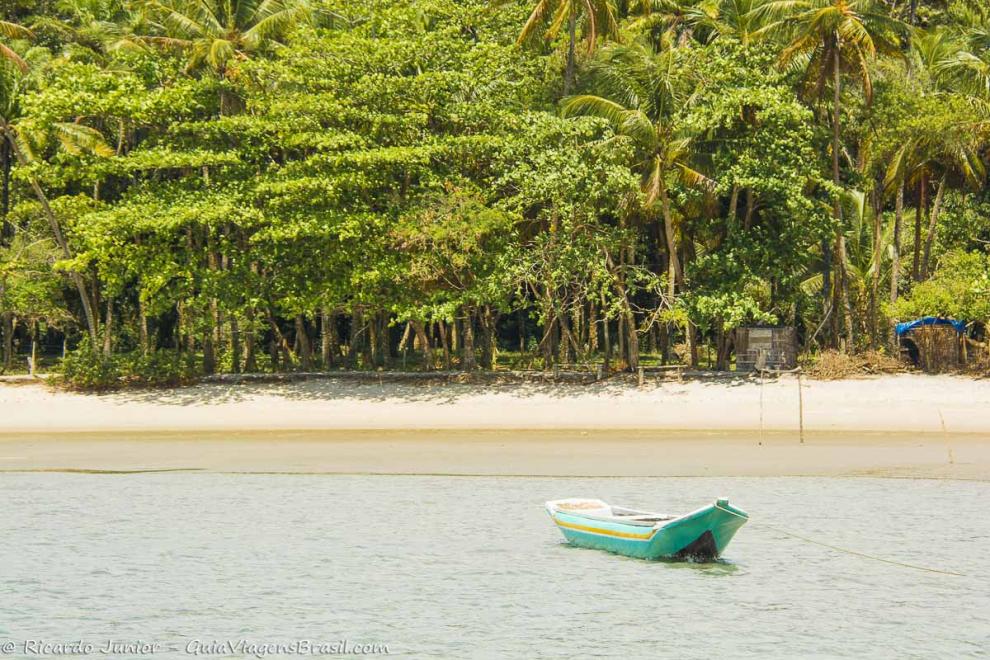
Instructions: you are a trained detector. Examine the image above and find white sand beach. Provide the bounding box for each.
[1,373,988,433]
[1,375,989,478]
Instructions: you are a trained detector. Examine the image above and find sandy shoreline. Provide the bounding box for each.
[2,373,989,433]
[0,429,987,479]
[1,375,989,478]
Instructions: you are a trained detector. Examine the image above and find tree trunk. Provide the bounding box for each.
[625,308,639,371]
[517,309,526,353]
[686,323,698,368]
[480,306,496,369]
[437,321,451,370]
[412,320,432,369]
[1,312,12,371]
[564,9,577,95]
[715,327,733,371]
[230,316,241,373]
[102,297,113,357]
[588,302,598,353]
[659,184,681,302]
[296,315,311,370]
[461,309,477,370]
[743,188,755,230]
[831,40,844,348]
[5,130,98,342]
[837,234,855,349]
[869,187,883,348]
[890,181,903,304]
[268,326,279,371]
[616,312,625,367]
[376,311,390,368]
[138,297,149,356]
[1,138,11,244]
[601,294,611,375]
[243,306,257,372]
[728,184,739,231]
[913,172,927,281]
[348,308,363,366]
[558,312,571,364]
[321,309,337,369]
[921,175,946,280]
[202,326,216,375]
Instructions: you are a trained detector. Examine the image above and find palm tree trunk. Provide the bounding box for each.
[913,172,927,281]
[921,175,946,280]
[1,138,11,244]
[889,181,904,350]
[4,129,99,343]
[870,187,882,347]
[831,40,844,347]
[564,8,577,95]
[890,181,903,304]
[659,184,681,302]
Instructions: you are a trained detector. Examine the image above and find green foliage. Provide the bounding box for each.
[119,350,201,387]
[2,0,990,380]
[57,337,120,389]
[58,341,201,389]
[890,250,990,322]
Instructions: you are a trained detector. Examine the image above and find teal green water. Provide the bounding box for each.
[1,474,988,657]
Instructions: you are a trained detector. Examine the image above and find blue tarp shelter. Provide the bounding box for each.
[894,316,967,337]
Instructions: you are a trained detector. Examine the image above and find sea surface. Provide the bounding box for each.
[1,473,988,658]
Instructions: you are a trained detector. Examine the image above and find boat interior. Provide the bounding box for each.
[550,499,677,527]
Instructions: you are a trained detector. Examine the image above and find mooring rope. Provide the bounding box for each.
[758,522,966,577]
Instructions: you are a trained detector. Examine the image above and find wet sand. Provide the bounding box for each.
[1,429,987,479]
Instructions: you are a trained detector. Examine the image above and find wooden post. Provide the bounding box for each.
[760,368,764,445]
[797,370,805,445]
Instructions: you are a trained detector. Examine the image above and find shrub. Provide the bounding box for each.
[120,350,200,387]
[58,343,200,390]
[57,339,120,390]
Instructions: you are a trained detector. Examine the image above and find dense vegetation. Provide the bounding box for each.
[1,0,988,383]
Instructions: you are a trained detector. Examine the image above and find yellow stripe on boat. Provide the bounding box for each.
[554,518,656,540]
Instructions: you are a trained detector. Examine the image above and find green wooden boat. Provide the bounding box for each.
[546,497,748,561]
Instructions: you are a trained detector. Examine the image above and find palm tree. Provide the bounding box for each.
[0,20,33,72]
[879,24,988,287]
[0,58,112,342]
[139,0,314,110]
[516,0,620,94]
[937,20,990,101]
[562,42,712,301]
[691,0,775,47]
[885,111,986,281]
[762,0,904,347]
[26,0,155,59]
[624,0,708,49]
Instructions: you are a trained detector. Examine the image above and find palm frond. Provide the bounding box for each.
[54,122,115,158]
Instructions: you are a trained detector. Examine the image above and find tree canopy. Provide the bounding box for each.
[1,0,988,381]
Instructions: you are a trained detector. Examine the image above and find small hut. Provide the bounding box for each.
[895,317,966,373]
[734,326,798,372]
